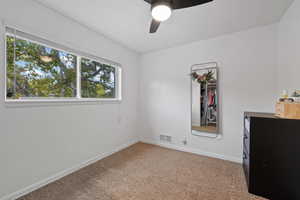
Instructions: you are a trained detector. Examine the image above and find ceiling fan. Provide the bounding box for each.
[144,0,214,33]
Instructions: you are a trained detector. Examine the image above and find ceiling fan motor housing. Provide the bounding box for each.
[151,0,173,9]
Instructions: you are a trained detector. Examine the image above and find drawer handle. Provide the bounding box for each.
[243,152,247,160]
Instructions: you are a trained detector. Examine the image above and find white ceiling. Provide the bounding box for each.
[34,0,293,53]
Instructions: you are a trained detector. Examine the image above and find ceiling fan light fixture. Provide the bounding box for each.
[151,3,172,22]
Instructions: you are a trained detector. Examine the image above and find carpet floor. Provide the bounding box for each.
[18,143,267,200]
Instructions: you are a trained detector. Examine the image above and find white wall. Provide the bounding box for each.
[0,0,139,198]
[139,24,278,162]
[278,0,300,94]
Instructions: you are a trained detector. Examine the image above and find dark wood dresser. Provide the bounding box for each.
[243,112,300,200]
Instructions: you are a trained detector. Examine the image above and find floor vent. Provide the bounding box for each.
[160,134,172,143]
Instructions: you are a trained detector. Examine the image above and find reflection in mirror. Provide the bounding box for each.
[191,63,219,137]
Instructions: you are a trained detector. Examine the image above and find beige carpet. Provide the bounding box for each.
[18,143,267,200]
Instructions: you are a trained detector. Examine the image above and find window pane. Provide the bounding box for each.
[81,58,116,98]
[6,35,77,99]
[6,36,15,98]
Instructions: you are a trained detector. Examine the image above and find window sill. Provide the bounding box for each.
[5,98,122,104]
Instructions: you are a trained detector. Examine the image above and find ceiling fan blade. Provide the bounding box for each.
[172,0,213,9]
[150,19,160,33]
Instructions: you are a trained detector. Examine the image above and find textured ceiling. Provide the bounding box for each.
[34,0,293,53]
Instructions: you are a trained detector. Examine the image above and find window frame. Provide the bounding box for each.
[4,27,122,103]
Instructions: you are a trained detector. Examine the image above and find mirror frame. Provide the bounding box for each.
[190,62,220,138]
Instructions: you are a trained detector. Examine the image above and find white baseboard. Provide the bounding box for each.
[142,139,242,164]
[0,139,139,200]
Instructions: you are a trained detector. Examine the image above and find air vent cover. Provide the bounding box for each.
[160,134,172,143]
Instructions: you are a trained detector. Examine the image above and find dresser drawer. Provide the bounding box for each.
[243,150,250,187]
[243,128,250,153]
[244,116,251,133]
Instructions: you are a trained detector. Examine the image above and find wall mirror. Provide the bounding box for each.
[191,62,220,138]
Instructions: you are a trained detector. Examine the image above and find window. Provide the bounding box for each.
[6,35,77,98]
[5,27,121,102]
[81,58,116,99]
